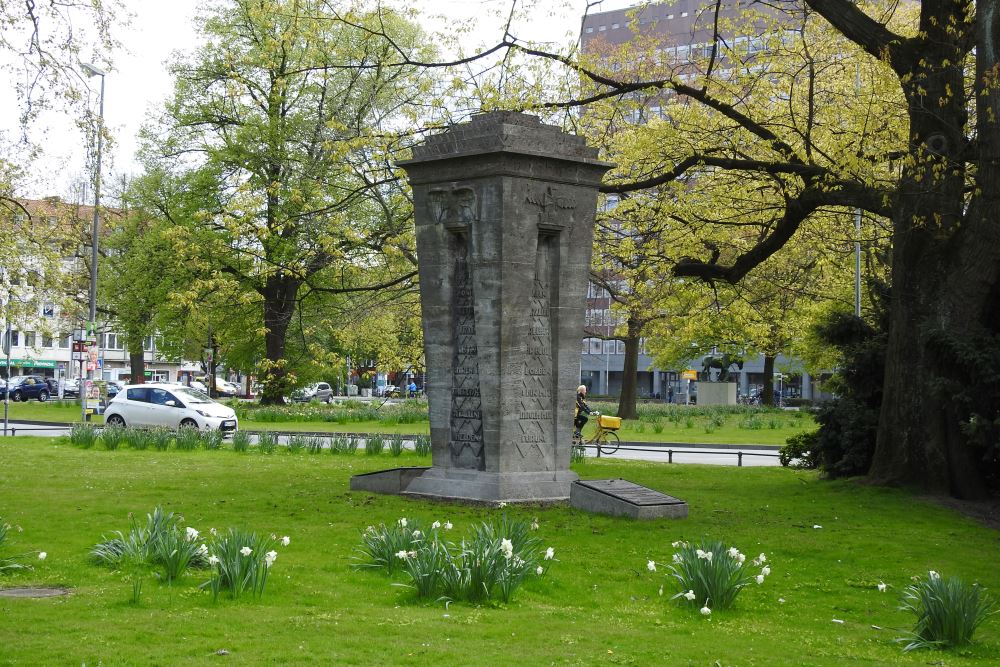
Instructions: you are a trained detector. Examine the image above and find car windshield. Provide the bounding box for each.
[174,387,213,404]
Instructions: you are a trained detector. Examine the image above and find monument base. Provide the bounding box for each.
[350,466,579,503]
[570,479,688,519]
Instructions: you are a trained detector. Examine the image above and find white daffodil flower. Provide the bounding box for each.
[536,566,544,575]
[186,526,199,541]
[240,546,252,557]
[431,521,441,530]
[756,575,765,584]
[38,551,47,561]
[877,582,887,592]
[683,590,696,601]
[208,555,220,566]
[544,547,555,560]
[398,518,408,528]
[700,605,711,616]
[281,536,290,546]
[761,566,771,576]
[647,560,656,572]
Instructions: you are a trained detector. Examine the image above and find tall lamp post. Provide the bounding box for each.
[82,63,105,420]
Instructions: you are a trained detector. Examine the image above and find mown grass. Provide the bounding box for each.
[0,437,997,665]
[7,400,814,445]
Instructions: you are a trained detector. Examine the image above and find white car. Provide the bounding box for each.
[104,383,238,435]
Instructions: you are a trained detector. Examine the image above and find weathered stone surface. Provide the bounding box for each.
[0,587,71,598]
[350,112,611,503]
[570,479,689,519]
[350,467,431,495]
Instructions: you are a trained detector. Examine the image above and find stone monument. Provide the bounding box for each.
[350,112,611,503]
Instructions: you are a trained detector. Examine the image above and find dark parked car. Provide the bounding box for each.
[0,375,53,402]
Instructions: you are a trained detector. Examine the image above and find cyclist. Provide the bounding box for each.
[574,384,593,438]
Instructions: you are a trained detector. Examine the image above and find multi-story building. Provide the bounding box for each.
[1,197,188,385]
[578,1,818,401]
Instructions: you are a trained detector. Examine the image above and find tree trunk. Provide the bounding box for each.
[761,354,775,407]
[868,20,994,499]
[259,274,300,405]
[129,347,145,385]
[617,317,642,420]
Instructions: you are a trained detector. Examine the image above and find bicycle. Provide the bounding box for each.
[572,412,622,456]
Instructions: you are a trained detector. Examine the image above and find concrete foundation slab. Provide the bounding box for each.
[350,467,431,495]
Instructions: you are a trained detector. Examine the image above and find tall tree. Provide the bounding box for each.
[140,0,428,403]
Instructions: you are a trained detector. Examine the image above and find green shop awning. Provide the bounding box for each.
[3,359,58,369]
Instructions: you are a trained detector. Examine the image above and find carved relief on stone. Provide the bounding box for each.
[448,240,485,470]
[526,185,575,226]
[428,186,478,226]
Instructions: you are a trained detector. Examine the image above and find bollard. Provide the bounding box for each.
[668,449,673,464]
[737,451,743,467]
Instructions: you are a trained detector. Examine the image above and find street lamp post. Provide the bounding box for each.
[82,63,105,421]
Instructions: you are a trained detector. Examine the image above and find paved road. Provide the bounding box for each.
[0,421,781,467]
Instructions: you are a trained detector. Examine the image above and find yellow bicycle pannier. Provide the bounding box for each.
[598,415,621,430]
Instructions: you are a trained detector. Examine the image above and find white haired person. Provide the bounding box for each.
[574,384,593,438]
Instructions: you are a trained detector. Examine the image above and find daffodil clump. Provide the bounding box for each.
[649,539,771,615]
[91,507,289,602]
[897,570,996,652]
[357,514,554,605]
[0,516,46,573]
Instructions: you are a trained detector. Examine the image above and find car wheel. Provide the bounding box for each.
[180,418,199,430]
[38,390,49,402]
[106,414,126,427]
[12,390,22,402]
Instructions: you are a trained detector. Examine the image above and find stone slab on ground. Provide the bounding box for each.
[349,467,431,495]
[0,587,70,598]
[570,478,688,519]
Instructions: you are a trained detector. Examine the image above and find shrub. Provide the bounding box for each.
[306,436,324,454]
[659,540,770,613]
[0,515,31,574]
[652,421,665,434]
[571,442,587,463]
[779,430,820,469]
[175,427,201,451]
[898,571,997,651]
[413,435,432,456]
[388,436,404,457]
[258,431,277,454]
[91,507,207,582]
[70,423,98,448]
[365,435,385,456]
[101,426,125,451]
[232,430,251,453]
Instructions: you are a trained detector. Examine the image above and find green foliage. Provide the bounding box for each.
[356,517,426,574]
[258,431,278,454]
[810,310,885,477]
[365,435,385,456]
[101,426,125,451]
[287,435,307,454]
[70,424,98,449]
[202,430,223,451]
[231,430,251,453]
[306,436,324,455]
[90,507,206,583]
[359,515,547,605]
[898,572,996,652]
[413,435,431,456]
[233,400,428,425]
[175,427,201,451]
[387,436,404,457]
[205,528,280,601]
[664,540,770,612]
[780,431,820,469]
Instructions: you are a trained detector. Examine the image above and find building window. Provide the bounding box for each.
[603,339,616,354]
[59,333,70,348]
[9,331,19,347]
[598,25,606,31]
[24,331,35,347]
[681,12,688,17]
[611,22,619,29]
[42,334,53,348]
[144,336,155,352]
[42,303,55,317]
[584,27,593,34]
[666,14,674,19]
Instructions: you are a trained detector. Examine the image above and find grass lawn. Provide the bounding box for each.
[1,437,997,665]
[4,400,815,444]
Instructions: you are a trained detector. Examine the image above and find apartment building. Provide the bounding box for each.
[578,1,817,401]
[1,197,187,384]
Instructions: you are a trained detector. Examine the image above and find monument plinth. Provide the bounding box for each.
[350,112,611,503]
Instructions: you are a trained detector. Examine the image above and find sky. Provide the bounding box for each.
[3,0,637,200]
